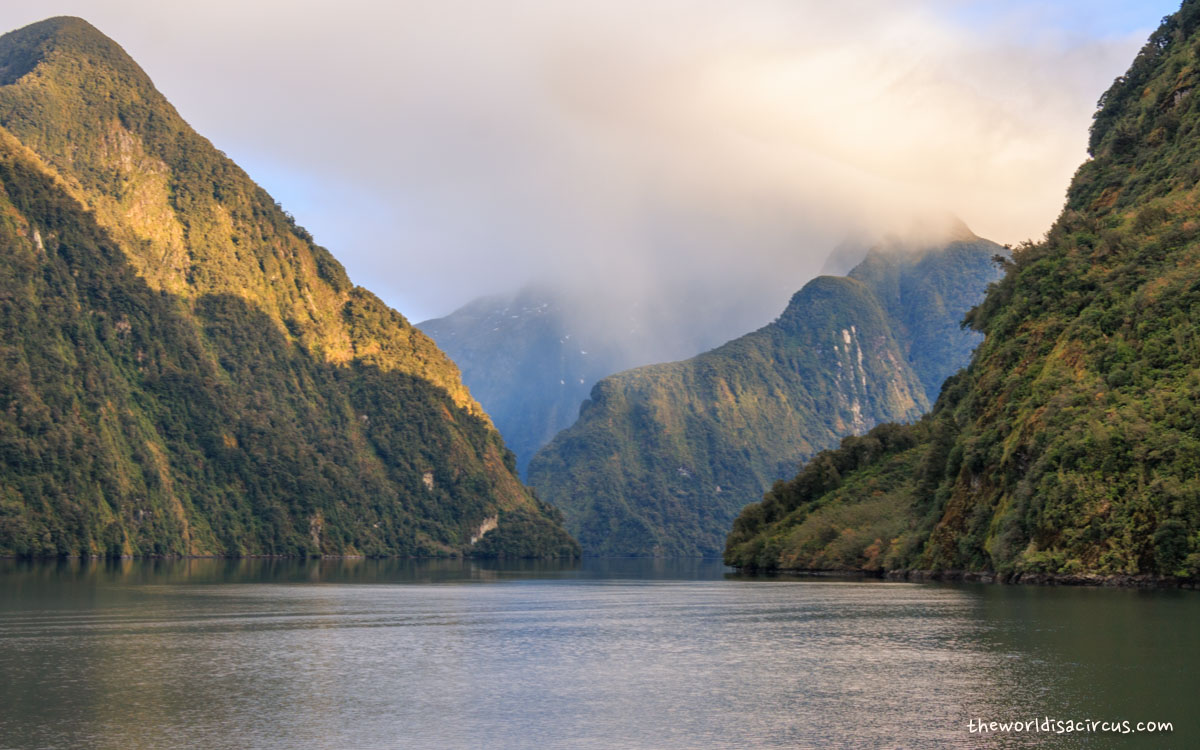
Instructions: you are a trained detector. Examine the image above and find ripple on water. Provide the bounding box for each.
[0,560,1194,750]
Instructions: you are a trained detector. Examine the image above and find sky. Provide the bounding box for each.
[0,0,1182,324]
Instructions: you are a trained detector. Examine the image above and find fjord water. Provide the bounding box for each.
[0,560,1194,749]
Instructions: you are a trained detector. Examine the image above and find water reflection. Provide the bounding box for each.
[0,560,1194,749]
[0,556,575,586]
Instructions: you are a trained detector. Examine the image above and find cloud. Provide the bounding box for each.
[0,1,1171,325]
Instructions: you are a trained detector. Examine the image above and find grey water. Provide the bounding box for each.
[0,558,1195,749]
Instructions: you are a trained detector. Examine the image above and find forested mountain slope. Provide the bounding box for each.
[529,235,1001,556]
[727,1,1200,580]
[0,17,577,558]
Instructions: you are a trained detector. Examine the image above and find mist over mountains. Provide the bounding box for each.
[0,0,1162,329]
[419,273,813,474]
[525,230,1004,556]
[424,214,996,475]
[728,0,1200,580]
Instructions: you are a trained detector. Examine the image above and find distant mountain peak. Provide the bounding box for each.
[879,212,978,251]
[820,214,979,275]
[528,230,1002,556]
[818,234,873,276]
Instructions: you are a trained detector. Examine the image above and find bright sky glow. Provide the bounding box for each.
[0,1,1181,322]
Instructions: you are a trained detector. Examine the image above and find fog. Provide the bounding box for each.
[0,1,1176,331]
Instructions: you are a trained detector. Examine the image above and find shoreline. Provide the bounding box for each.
[888,568,1200,590]
[742,566,1200,590]
[5,556,1197,589]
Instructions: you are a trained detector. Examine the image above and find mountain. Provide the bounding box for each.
[420,280,785,475]
[726,1,1200,581]
[527,233,1003,556]
[847,228,1006,403]
[0,17,578,558]
[419,286,639,475]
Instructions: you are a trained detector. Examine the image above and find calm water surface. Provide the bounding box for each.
[0,558,1195,749]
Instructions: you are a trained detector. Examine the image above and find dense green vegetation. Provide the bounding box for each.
[529,239,1001,556]
[0,17,578,558]
[847,239,1006,402]
[727,0,1200,579]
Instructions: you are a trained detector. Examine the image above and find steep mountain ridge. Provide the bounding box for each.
[0,17,480,411]
[0,17,577,558]
[848,236,1004,401]
[726,1,1200,580]
[529,235,1002,556]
